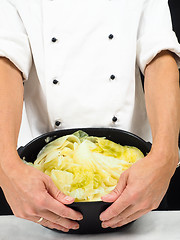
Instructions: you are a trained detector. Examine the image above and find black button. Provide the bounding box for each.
[108,34,114,39]
[110,75,115,80]
[112,116,118,122]
[51,37,57,42]
[55,121,61,127]
[53,79,59,84]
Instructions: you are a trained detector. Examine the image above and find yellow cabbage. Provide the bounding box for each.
[32,131,144,201]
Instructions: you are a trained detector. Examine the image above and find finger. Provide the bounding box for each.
[38,210,80,230]
[35,218,70,232]
[42,193,83,221]
[100,187,131,221]
[102,203,139,227]
[101,172,128,203]
[45,176,75,205]
[111,209,149,228]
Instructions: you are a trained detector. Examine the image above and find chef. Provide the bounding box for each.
[0,0,180,232]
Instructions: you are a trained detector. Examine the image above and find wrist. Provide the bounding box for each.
[152,134,179,157]
[150,142,179,171]
[0,149,23,176]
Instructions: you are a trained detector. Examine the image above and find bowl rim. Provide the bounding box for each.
[20,127,151,149]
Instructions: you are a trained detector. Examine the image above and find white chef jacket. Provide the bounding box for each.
[0,0,180,147]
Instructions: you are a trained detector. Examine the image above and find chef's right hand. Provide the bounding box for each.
[0,151,83,232]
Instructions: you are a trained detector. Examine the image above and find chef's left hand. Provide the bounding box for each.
[99,149,178,229]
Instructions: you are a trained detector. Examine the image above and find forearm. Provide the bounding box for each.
[0,57,24,166]
[144,50,180,164]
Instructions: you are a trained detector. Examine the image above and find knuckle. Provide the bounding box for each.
[57,225,69,232]
[111,208,119,216]
[44,221,69,232]
[113,187,121,196]
[62,228,69,232]
[24,211,31,218]
[66,222,74,229]
[55,217,76,230]
[15,204,39,219]
[128,191,139,202]
[35,195,47,208]
[125,215,132,224]
[54,216,61,223]
[31,208,38,216]
[61,207,76,219]
[140,200,150,210]
[42,219,48,225]
[59,208,68,218]
[56,190,65,200]
[43,222,54,229]
[25,207,37,217]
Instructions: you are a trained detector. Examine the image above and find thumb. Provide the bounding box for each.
[45,176,75,204]
[101,172,128,202]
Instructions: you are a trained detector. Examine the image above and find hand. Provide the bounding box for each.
[0,152,83,232]
[99,149,178,229]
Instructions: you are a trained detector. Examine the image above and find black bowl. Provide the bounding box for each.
[18,128,151,234]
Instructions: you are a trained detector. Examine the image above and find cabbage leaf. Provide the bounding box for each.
[32,131,144,201]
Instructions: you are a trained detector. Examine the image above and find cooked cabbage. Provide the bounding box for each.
[32,131,144,202]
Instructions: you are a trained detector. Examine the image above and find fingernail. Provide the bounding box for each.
[105,195,112,199]
[104,194,114,199]
[64,196,74,202]
[72,224,79,230]
[77,215,83,221]
[100,215,105,221]
[111,225,117,229]
[102,223,108,228]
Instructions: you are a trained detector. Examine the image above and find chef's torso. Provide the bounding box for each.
[2,0,180,146]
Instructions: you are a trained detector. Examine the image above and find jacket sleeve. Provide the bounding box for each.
[136,0,180,74]
[0,0,32,80]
